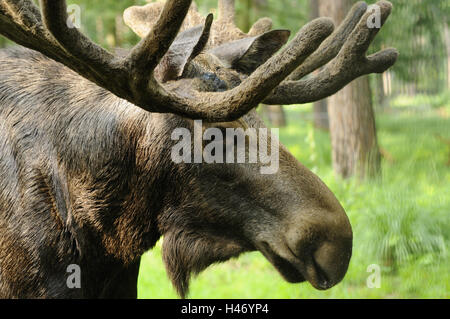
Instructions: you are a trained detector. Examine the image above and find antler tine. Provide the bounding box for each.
[125,0,193,74]
[0,1,53,51]
[39,1,116,76]
[40,0,194,85]
[36,0,200,107]
[2,0,41,28]
[264,1,398,105]
[248,17,273,36]
[189,14,214,63]
[288,1,368,81]
[0,1,101,85]
[218,0,235,24]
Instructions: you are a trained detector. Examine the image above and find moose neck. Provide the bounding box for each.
[59,102,187,264]
[0,48,188,265]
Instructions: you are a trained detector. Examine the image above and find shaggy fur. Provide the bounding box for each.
[0,0,403,300]
[0,45,352,298]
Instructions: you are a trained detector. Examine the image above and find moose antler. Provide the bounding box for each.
[287,1,369,81]
[0,0,397,122]
[264,1,398,105]
[124,1,204,38]
[124,0,272,46]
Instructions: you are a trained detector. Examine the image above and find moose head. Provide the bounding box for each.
[0,0,397,298]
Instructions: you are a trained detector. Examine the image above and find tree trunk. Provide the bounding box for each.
[321,0,381,179]
[444,22,450,91]
[313,100,329,130]
[375,74,386,107]
[310,0,329,130]
[328,77,381,178]
[261,105,287,127]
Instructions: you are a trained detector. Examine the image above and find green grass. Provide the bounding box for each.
[137,98,450,299]
[389,91,450,111]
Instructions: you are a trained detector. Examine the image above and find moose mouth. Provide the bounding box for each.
[257,242,333,290]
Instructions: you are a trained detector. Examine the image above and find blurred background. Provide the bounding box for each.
[3,0,448,298]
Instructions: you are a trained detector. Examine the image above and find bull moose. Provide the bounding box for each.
[0,0,397,298]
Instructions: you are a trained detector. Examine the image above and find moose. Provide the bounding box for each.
[0,0,397,298]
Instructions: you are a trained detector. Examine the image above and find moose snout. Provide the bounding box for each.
[303,237,353,290]
[283,208,353,290]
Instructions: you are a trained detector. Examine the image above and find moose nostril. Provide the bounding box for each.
[313,239,352,287]
[312,257,333,290]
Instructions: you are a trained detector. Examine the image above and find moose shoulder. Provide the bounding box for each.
[0,0,397,298]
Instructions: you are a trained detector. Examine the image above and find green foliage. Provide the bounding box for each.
[196,0,308,35]
[66,0,146,48]
[359,190,447,269]
[371,0,450,93]
[390,91,450,110]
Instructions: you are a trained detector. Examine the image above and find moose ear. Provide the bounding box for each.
[208,30,291,74]
[155,14,213,83]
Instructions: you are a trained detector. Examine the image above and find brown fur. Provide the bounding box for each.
[0,45,352,298]
[4,0,411,299]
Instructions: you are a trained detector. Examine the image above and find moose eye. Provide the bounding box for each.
[200,72,228,92]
